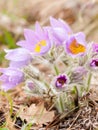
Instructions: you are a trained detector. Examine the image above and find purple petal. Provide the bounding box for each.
[58,18,72,33]
[0,74,9,82]
[24,29,38,43]
[5,48,32,62]
[50,17,61,27]
[0,68,24,91]
[9,61,30,68]
[0,68,23,77]
[74,32,86,46]
[50,17,72,34]
[52,27,68,45]
[35,22,46,39]
[16,40,35,52]
[1,83,16,91]
[16,40,28,48]
[92,43,98,52]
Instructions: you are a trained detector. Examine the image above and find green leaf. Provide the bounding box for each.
[0,128,9,130]
[4,30,16,49]
[0,51,5,65]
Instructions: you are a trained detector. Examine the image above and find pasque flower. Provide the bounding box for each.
[5,48,32,68]
[17,22,52,55]
[49,17,72,46]
[0,68,24,91]
[0,17,97,113]
[55,74,69,89]
[65,32,86,57]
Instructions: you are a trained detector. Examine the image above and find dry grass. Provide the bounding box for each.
[0,0,98,41]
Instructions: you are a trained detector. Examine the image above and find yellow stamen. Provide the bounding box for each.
[34,44,41,53]
[34,40,46,53]
[69,39,86,54]
[39,40,46,46]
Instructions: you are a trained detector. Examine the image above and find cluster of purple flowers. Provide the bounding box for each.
[0,17,98,92]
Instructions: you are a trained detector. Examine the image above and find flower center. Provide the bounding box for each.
[34,40,46,53]
[93,60,98,66]
[69,39,86,54]
[57,79,65,85]
[55,75,67,88]
[90,59,98,68]
[95,61,98,66]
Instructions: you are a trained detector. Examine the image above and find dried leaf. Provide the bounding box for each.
[19,102,54,125]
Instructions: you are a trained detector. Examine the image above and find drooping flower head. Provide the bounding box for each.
[26,80,34,90]
[65,32,86,57]
[5,48,32,68]
[49,17,72,46]
[0,68,24,91]
[55,74,69,89]
[17,22,52,55]
[27,82,34,90]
